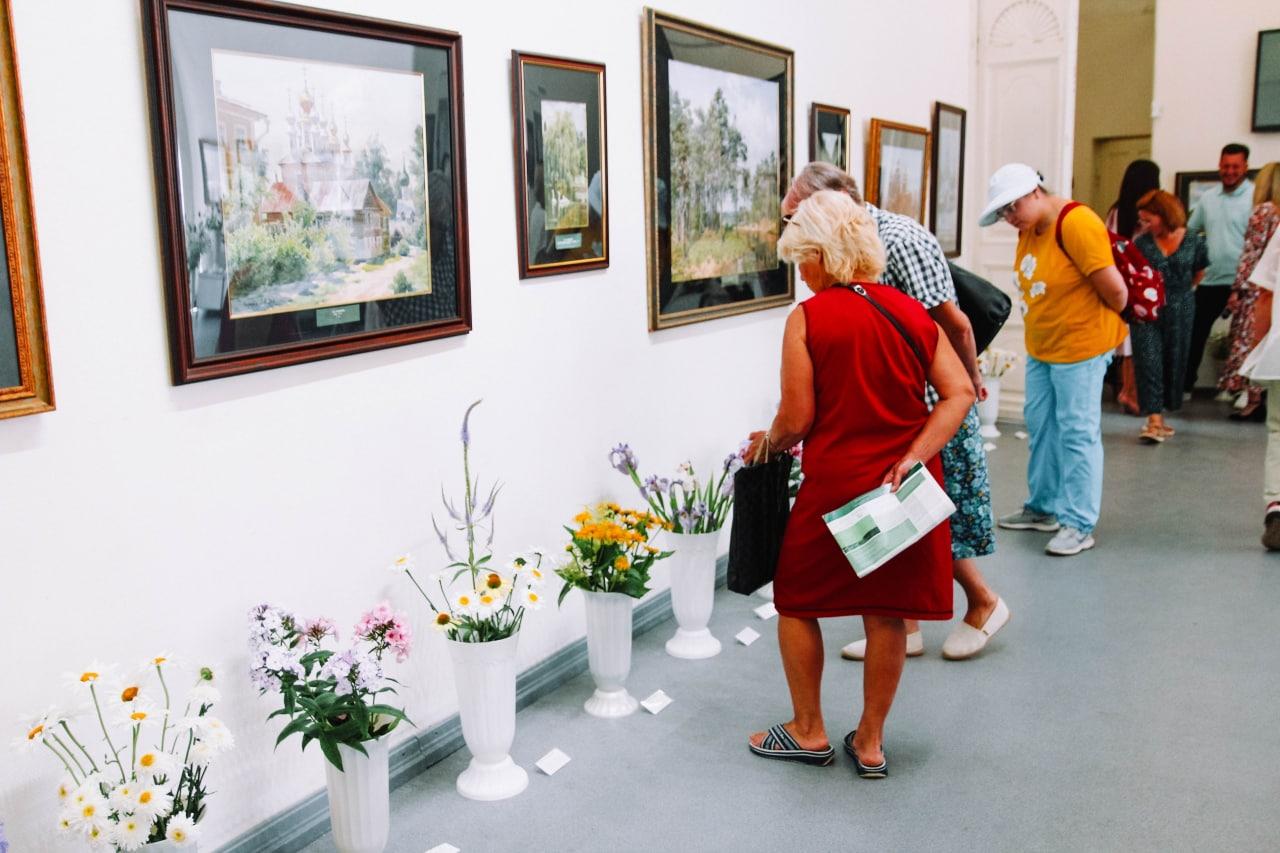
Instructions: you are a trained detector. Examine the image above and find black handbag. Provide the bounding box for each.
[727,445,794,596]
[948,262,1011,354]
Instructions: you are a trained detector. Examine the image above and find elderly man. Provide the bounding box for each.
[783,162,1009,661]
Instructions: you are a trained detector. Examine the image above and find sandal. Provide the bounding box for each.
[1139,425,1164,444]
[748,723,834,766]
[843,730,888,779]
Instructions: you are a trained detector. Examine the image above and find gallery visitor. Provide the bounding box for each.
[745,190,973,777]
[782,162,1008,662]
[1220,162,1280,421]
[981,163,1127,556]
[1236,230,1280,549]
[1105,159,1162,416]
[1131,190,1208,443]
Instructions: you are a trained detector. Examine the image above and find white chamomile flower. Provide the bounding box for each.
[56,809,75,833]
[187,683,221,708]
[111,814,151,851]
[109,782,139,812]
[430,612,457,634]
[388,554,415,574]
[452,589,478,615]
[188,741,216,767]
[65,662,113,690]
[145,653,176,670]
[166,813,199,845]
[14,710,54,752]
[1029,280,1047,298]
[196,716,234,752]
[135,747,179,780]
[57,779,75,802]
[71,794,107,828]
[117,700,165,728]
[1019,253,1037,280]
[522,587,545,611]
[86,822,110,848]
[474,589,499,617]
[133,785,173,820]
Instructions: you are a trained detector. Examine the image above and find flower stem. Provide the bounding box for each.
[60,721,99,774]
[405,569,437,610]
[130,724,140,776]
[90,683,127,783]
[49,730,87,778]
[157,664,172,753]
[43,739,81,786]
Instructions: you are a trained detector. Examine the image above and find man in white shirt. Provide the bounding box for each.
[1184,143,1254,394]
[1240,230,1280,548]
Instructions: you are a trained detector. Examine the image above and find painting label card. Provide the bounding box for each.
[315,304,361,327]
[425,845,460,853]
[753,601,777,620]
[536,747,571,776]
[735,627,761,646]
[554,233,583,250]
[641,689,673,714]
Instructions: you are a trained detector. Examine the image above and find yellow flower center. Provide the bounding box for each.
[139,791,153,804]
[435,612,451,626]
[458,595,472,607]
[528,592,540,603]
[395,556,409,567]
[153,657,167,665]
[131,712,148,721]
[480,593,495,605]
[140,753,155,767]
[27,724,43,740]
[121,686,140,702]
[90,827,103,839]
[82,804,96,817]
[80,671,99,682]
[172,829,187,841]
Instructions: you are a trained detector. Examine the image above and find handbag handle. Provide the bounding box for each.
[752,433,771,465]
[835,283,928,368]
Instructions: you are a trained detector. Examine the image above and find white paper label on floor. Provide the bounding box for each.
[641,689,672,714]
[426,845,460,853]
[754,601,777,620]
[1014,430,1029,440]
[735,627,761,646]
[535,748,571,776]
[983,442,997,452]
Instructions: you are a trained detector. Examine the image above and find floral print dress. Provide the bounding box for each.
[1220,202,1280,409]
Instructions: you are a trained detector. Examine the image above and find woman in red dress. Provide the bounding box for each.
[745,190,974,777]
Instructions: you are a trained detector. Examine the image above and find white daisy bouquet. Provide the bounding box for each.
[248,602,413,772]
[16,657,232,850]
[978,347,1020,379]
[393,399,549,642]
[609,443,739,533]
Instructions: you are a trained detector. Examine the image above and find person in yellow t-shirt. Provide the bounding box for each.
[978,163,1128,556]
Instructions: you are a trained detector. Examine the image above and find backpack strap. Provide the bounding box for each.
[1053,201,1084,270]
[833,283,928,369]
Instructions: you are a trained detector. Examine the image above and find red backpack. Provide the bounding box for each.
[1055,201,1165,323]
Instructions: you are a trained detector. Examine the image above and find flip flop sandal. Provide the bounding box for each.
[843,730,888,779]
[747,723,834,766]
[1139,427,1164,444]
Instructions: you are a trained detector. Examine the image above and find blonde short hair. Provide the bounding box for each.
[777,190,885,282]
[1254,162,1280,208]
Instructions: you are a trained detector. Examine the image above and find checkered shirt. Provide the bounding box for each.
[866,203,956,407]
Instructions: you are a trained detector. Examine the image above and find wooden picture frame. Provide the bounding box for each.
[866,118,931,225]
[1175,169,1260,215]
[0,3,54,419]
[641,8,794,331]
[511,51,609,279]
[1253,29,1280,132]
[809,102,849,171]
[141,0,472,383]
[929,102,966,258]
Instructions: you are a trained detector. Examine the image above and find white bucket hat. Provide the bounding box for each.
[978,163,1044,226]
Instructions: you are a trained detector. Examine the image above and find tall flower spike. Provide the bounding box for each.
[460,399,482,448]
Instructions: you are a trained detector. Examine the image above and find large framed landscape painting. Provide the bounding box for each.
[929,102,965,258]
[809,103,849,171]
[867,118,930,225]
[0,2,54,419]
[511,51,608,279]
[142,0,471,383]
[642,8,794,330]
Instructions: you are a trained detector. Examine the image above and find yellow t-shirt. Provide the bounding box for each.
[1015,204,1127,363]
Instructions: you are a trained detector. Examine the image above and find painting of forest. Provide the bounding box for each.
[541,100,589,231]
[667,59,779,283]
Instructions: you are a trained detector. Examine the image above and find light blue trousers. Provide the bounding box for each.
[1023,353,1112,533]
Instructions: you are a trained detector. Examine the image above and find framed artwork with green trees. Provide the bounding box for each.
[142,0,471,383]
[511,51,608,279]
[641,8,794,330]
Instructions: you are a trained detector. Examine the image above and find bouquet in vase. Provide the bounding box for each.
[977,347,1019,379]
[609,443,738,533]
[17,657,232,850]
[556,502,671,604]
[392,400,548,642]
[248,602,413,771]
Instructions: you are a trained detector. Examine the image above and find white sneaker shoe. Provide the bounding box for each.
[841,631,924,661]
[1045,526,1095,556]
[941,597,1010,660]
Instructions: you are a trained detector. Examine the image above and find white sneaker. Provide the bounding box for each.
[841,631,924,661]
[1045,526,1095,556]
[942,597,1011,660]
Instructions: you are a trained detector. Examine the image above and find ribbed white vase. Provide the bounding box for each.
[140,842,198,852]
[663,531,722,659]
[978,377,1001,438]
[446,633,528,801]
[581,590,639,717]
[323,738,390,853]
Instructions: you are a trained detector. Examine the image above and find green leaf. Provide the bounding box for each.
[275,715,312,748]
[557,582,573,607]
[318,737,344,772]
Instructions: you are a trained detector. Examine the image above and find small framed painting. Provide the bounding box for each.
[1253,29,1280,132]
[1175,169,1260,215]
[929,102,966,258]
[142,0,472,383]
[809,103,849,171]
[0,2,55,419]
[511,51,609,278]
[866,118,930,225]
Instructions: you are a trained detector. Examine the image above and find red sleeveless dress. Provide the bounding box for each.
[774,283,954,620]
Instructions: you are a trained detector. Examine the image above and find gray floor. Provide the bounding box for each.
[303,398,1280,853]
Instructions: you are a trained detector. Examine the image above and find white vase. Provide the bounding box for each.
[978,376,1001,438]
[446,633,528,801]
[662,531,722,659]
[323,737,390,853]
[581,590,639,717]
[141,841,198,852]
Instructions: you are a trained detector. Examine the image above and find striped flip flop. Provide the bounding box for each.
[843,730,887,779]
[747,723,835,766]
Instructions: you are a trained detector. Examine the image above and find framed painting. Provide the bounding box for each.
[809,102,849,171]
[1175,169,1260,215]
[142,0,471,383]
[0,2,54,419]
[511,51,608,279]
[929,102,966,258]
[1253,29,1280,132]
[641,8,794,331]
[866,118,930,225]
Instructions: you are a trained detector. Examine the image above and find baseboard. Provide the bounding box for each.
[216,557,729,853]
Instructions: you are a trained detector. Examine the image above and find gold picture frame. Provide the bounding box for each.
[866,118,931,226]
[0,3,54,419]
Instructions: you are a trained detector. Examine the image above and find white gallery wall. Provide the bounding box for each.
[0,0,976,848]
